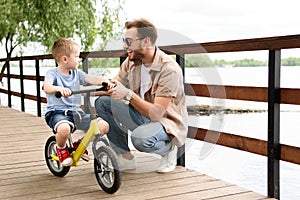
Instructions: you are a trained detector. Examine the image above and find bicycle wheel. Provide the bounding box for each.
[94,146,122,194]
[44,135,70,177]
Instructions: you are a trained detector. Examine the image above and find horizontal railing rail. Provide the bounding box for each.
[2,34,300,199]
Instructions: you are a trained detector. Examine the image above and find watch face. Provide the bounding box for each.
[126,90,133,101]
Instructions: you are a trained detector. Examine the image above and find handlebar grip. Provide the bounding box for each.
[55,91,73,98]
[101,82,108,90]
[55,91,62,98]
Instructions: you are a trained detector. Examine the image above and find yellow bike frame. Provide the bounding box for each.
[71,119,100,166]
[51,118,100,166]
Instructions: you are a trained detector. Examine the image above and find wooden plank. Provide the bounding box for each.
[0,106,272,200]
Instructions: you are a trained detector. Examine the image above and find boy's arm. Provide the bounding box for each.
[43,82,72,97]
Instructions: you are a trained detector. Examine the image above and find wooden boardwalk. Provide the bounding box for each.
[0,106,275,200]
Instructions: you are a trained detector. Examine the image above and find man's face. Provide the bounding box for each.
[123,28,144,62]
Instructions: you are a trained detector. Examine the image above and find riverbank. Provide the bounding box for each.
[187,105,266,115]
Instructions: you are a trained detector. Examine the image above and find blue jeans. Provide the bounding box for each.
[95,96,173,156]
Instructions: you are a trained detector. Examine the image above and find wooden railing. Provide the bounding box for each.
[2,34,300,199]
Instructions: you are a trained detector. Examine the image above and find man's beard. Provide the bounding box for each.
[130,50,144,66]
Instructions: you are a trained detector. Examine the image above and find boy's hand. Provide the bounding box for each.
[58,87,72,98]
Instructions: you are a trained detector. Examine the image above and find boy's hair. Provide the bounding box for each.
[52,38,79,63]
[125,18,157,45]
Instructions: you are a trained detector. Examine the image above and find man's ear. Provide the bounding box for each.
[144,37,151,47]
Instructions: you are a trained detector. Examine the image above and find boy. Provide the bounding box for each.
[44,38,109,166]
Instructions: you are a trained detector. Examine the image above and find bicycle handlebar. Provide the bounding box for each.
[55,82,109,98]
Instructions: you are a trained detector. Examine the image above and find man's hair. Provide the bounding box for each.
[125,18,158,45]
[52,38,79,63]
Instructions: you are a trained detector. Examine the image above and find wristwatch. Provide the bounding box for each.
[124,89,133,104]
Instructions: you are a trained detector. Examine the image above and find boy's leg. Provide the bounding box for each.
[55,122,72,147]
[47,111,74,166]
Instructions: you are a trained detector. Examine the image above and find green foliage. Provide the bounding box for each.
[0,0,124,56]
[281,57,300,66]
[214,58,267,67]
[88,57,120,68]
[231,59,266,67]
[185,54,214,67]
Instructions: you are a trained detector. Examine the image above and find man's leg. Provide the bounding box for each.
[130,122,173,156]
[95,96,148,154]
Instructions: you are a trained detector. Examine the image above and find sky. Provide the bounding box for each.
[121,0,300,60]
[1,0,300,61]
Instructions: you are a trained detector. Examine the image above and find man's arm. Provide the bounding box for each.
[129,93,171,121]
[108,80,171,121]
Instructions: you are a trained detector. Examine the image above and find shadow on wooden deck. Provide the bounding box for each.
[0,106,275,200]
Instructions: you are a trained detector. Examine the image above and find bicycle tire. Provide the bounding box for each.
[44,135,70,177]
[94,146,122,194]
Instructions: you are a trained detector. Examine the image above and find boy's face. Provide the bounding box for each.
[65,45,80,70]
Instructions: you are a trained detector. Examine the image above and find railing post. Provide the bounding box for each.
[82,58,88,73]
[268,49,281,199]
[176,54,185,167]
[20,60,25,112]
[35,60,41,116]
[6,61,12,107]
[82,58,89,112]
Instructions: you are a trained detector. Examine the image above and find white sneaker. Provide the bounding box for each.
[157,144,177,173]
[118,154,137,171]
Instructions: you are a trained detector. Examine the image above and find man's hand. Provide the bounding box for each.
[108,80,129,100]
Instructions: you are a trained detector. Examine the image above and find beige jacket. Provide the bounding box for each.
[117,48,188,147]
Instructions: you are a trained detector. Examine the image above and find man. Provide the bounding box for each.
[95,18,188,173]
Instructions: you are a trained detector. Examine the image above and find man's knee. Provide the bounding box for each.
[131,135,151,152]
[131,129,155,153]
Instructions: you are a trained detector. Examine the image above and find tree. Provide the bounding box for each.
[0,0,124,81]
[185,54,214,68]
[281,57,300,66]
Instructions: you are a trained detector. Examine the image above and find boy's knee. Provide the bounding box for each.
[56,122,71,137]
[97,118,109,135]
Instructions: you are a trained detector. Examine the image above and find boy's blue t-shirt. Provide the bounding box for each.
[44,68,88,112]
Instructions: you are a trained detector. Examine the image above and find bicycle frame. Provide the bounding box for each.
[71,118,99,166]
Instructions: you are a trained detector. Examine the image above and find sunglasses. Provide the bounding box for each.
[122,37,144,46]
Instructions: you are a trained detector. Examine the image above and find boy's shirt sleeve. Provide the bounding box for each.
[43,69,57,89]
[78,70,88,86]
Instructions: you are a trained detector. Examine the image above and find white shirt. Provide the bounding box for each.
[140,64,151,99]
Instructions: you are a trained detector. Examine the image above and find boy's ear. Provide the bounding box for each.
[60,56,68,63]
